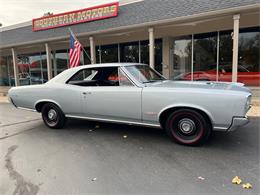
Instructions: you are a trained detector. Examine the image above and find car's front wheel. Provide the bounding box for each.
[165,109,211,146]
[41,103,66,129]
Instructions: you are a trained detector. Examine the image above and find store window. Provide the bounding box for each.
[219,30,233,83]
[0,56,14,86]
[238,27,260,86]
[172,26,259,86]
[54,50,69,76]
[40,53,48,82]
[17,53,44,85]
[140,39,163,74]
[172,36,192,80]
[120,41,139,63]
[193,32,218,81]
[155,39,163,74]
[96,46,101,64]
[100,44,119,63]
[140,40,149,64]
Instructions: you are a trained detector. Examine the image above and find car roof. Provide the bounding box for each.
[47,63,147,84]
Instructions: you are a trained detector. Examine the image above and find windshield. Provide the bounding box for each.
[125,65,165,83]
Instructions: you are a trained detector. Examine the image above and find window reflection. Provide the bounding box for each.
[172,27,260,86]
[54,50,69,76]
[218,30,233,82]
[238,27,260,86]
[193,32,217,81]
[100,44,119,63]
[40,53,48,82]
[155,39,163,74]
[173,36,192,80]
[120,41,139,63]
[17,53,47,85]
[0,56,14,86]
[140,39,162,74]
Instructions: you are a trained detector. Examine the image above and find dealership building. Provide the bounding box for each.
[0,0,259,96]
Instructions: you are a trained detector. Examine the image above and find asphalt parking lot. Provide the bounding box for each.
[0,102,259,195]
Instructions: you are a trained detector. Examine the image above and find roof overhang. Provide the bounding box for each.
[0,3,259,50]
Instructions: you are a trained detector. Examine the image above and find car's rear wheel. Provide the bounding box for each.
[165,109,211,146]
[41,103,66,129]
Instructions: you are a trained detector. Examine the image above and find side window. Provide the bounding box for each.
[67,69,99,86]
[118,68,133,86]
[67,67,131,87]
[69,69,96,82]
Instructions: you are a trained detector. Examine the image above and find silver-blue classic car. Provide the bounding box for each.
[8,63,252,145]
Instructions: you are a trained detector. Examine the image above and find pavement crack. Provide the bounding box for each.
[0,119,41,128]
[5,145,40,195]
[0,127,37,140]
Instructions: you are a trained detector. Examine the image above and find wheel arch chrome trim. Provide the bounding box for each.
[157,104,215,126]
[34,99,63,112]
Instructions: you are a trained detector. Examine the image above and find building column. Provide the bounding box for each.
[89,36,96,64]
[232,14,240,82]
[45,43,53,80]
[53,50,57,76]
[11,48,19,86]
[162,37,171,79]
[148,28,155,69]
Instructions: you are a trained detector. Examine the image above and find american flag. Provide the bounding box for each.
[69,34,82,68]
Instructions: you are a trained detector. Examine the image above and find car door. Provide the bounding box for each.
[81,67,142,123]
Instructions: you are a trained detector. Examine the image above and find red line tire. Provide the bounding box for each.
[165,109,212,146]
[41,103,66,129]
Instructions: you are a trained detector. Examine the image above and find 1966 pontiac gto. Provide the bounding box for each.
[8,63,252,145]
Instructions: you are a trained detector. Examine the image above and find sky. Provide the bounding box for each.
[0,0,115,26]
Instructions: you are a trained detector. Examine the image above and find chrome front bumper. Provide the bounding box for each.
[227,116,249,132]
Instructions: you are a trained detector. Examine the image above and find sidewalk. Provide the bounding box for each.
[0,96,259,117]
[0,96,9,103]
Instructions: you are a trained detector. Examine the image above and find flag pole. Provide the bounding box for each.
[69,28,92,64]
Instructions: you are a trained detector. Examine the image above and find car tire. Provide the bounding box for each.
[165,109,211,146]
[41,103,66,129]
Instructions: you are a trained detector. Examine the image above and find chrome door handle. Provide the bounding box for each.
[83,92,91,95]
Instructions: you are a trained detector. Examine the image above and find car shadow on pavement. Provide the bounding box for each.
[62,116,259,150]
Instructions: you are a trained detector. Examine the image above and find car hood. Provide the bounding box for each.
[147,80,251,94]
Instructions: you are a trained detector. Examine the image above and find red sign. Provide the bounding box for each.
[32,2,119,32]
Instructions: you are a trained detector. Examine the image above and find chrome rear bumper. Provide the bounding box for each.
[227,116,249,132]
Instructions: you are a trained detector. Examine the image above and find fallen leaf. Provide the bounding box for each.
[242,183,252,189]
[198,176,205,180]
[232,176,242,185]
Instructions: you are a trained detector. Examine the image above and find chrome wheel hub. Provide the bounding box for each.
[178,118,196,134]
[48,109,57,121]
